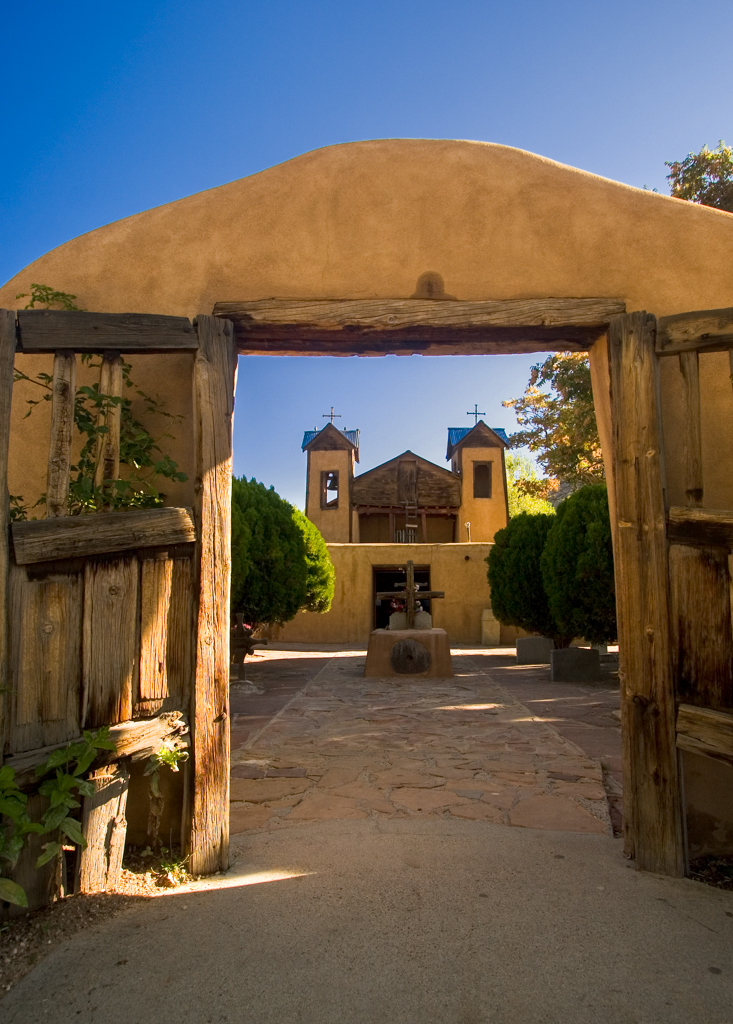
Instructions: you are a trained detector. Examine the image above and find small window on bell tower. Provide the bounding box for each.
[473,462,492,498]
[320,470,339,509]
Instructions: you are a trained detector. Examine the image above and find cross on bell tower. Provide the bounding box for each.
[322,407,342,425]
[466,403,486,425]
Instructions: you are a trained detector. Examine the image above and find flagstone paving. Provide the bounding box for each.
[229,649,613,837]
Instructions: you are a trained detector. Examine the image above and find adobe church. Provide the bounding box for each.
[266,418,513,645]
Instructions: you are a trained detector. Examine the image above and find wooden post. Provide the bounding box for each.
[94,350,123,489]
[76,763,130,894]
[678,350,703,506]
[608,312,684,876]
[0,312,15,761]
[189,316,237,875]
[46,352,76,517]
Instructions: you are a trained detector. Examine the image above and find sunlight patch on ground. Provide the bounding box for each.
[434,703,509,711]
[173,869,314,895]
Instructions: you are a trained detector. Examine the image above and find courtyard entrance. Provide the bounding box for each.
[228,644,621,839]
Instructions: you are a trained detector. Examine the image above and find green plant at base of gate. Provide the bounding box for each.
[33,729,117,870]
[0,728,115,907]
[0,768,44,907]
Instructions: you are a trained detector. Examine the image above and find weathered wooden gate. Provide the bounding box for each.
[0,309,237,901]
[593,310,733,876]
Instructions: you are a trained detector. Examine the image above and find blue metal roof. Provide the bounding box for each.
[446,424,509,459]
[301,428,360,450]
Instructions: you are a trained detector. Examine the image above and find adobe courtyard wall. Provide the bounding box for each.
[3,139,733,514]
[264,542,498,646]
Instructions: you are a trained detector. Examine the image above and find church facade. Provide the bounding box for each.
[266,419,513,645]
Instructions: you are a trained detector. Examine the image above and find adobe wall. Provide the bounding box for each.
[3,139,733,319]
[3,139,733,511]
[265,542,497,645]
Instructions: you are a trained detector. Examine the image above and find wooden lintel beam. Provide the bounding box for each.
[214,297,626,355]
[12,506,196,565]
[656,307,733,355]
[667,505,733,547]
[17,310,198,353]
[676,703,733,763]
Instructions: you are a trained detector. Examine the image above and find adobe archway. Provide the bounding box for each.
[2,140,733,879]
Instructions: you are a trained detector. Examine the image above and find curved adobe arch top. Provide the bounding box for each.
[2,139,733,318]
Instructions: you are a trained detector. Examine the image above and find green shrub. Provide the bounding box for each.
[540,484,616,645]
[230,479,334,629]
[292,508,335,613]
[487,513,570,645]
[231,478,309,629]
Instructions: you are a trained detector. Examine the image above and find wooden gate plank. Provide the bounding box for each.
[0,311,16,760]
[678,350,703,506]
[46,352,76,518]
[608,311,684,876]
[82,556,139,727]
[669,543,733,709]
[8,564,82,754]
[138,555,173,709]
[189,316,237,875]
[94,351,123,489]
[166,555,195,710]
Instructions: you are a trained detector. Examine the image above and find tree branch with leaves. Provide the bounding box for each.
[503,352,604,492]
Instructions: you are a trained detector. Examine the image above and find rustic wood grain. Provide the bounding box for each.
[668,543,732,709]
[608,311,683,876]
[189,316,237,875]
[214,297,626,355]
[12,506,196,565]
[166,555,195,710]
[676,703,733,762]
[678,350,703,505]
[667,505,733,546]
[352,453,461,509]
[76,763,130,894]
[17,310,197,353]
[6,710,189,788]
[0,311,16,760]
[139,555,172,702]
[46,352,76,517]
[93,351,122,489]
[588,333,617,531]
[7,564,81,754]
[657,307,733,355]
[82,556,139,728]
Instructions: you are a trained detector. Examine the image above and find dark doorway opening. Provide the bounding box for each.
[372,564,431,629]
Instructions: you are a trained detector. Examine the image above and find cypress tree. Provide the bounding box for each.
[540,484,616,646]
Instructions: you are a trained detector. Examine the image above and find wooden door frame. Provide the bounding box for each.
[10,298,730,879]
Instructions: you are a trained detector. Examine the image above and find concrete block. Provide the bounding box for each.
[481,608,501,646]
[550,647,602,682]
[364,629,453,678]
[516,636,555,665]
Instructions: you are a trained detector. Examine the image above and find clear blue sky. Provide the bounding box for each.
[3,0,731,505]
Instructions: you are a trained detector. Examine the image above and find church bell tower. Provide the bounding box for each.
[302,422,359,542]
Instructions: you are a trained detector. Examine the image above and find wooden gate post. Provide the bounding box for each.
[189,315,238,874]
[607,311,684,876]
[0,311,16,758]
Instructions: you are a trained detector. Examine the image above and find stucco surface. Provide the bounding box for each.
[3,139,733,318]
[267,542,494,645]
